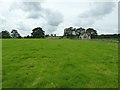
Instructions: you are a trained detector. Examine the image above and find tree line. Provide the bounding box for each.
[0,27,44,38]
[0,27,58,38]
[0,26,119,40]
[63,27,120,39]
[63,27,97,39]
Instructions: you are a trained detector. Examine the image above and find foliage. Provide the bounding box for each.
[86,28,97,38]
[76,27,85,36]
[31,27,45,38]
[95,34,120,40]
[44,34,49,38]
[11,29,21,38]
[64,27,76,38]
[63,27,97,39]
[1,27,119,39]
[0,30,11,38]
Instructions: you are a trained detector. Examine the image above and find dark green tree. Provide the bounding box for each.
[51,34,53,37]
[11,29,21,38]
[45,34,49,37]
[64,27,75,38]
[1,30,11,38]
[86,28,97,35]
[75,27,85,38]
[54,34,56,37]
[64,27,86,38]
[31,27,45,38]
[86,28,97,38]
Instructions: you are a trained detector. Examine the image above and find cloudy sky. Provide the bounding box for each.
[0,0,119,36]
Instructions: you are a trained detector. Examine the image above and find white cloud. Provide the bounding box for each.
[75,2,116,26]
[0,0,118,36]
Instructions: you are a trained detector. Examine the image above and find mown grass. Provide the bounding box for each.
[2,39,118,88]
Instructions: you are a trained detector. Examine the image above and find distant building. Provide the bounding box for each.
[63,27,92,39]
[79,33,91,39]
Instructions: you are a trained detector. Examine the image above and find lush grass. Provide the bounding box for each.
[2,39,118,88]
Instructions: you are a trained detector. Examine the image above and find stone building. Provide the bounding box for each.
[79,33,91,39]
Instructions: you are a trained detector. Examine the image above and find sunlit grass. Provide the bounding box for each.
[2,39,118,88]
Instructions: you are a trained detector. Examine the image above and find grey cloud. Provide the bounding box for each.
[44,9,63,26]
[17,22,31,36]
[10,1,64,34]
[22,2,42,11]
[27,11,41,18]
[76,2,115,26]
[44,25,57,34]
[21,2,64,26]
[21,2,43,19]
[17,22,29,31]
[80,2,115,18]
[0,16,6,31]
[0,17,6,25]
[10,2,43,19]
[21,2,63,33]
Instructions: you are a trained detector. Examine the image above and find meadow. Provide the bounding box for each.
[2,39,118,88]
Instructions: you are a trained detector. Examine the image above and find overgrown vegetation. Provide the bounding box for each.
[2,39,118,88]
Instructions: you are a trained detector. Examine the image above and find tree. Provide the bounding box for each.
[45,34,49,37]
[26,35,31,38]
[51,34,53,37]
[86,28,97,38]
[64,27,72,36]
[11,29,21,38]
[64,27,86,38]
[86,28,97,35]
[54,34,56,37]
[31,27,45,38]
[75,27,85,38]
[64,27,74,38]
[63,27,98,39]
[1,30,11,38]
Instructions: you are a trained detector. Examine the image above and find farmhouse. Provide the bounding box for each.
[79,33,91,39]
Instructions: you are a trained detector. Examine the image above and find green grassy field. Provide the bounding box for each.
[2,39,118,88]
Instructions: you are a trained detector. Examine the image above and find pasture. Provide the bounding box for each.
[2,39,118,88]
